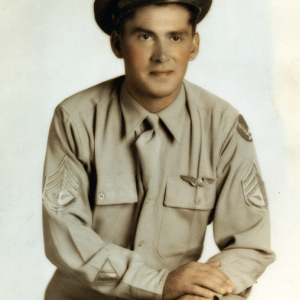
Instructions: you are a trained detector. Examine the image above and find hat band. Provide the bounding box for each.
[116,0,201,18]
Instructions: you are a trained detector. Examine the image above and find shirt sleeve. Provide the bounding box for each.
[206,114,276,298]
[42,106,169,299]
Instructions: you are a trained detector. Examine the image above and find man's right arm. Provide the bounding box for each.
[43,106,169,299]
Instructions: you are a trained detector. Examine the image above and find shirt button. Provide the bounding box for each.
[138,241,145,247]
[197,199,202,204]
[99,193,105,200]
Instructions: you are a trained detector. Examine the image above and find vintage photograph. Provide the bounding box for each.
[1,0,299,299]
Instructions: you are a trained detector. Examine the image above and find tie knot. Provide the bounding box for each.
[145,114,160,131]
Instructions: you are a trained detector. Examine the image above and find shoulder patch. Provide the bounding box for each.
[95,258,120,283]
[237,115,252,142]
[242,163,267,208]
[43,156,78,211]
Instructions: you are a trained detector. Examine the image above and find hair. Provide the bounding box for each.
[116,2,199,36]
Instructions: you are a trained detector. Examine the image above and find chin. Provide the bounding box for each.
[144,85,179,99]
[144,80,182,98]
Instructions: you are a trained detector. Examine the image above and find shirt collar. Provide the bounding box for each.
[157,85,186,143]
[120,83,149,139]
[120,82,186,143]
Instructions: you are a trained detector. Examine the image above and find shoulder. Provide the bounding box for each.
[183,79,239,122]
[55,76,124,117]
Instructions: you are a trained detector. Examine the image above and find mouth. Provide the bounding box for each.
[150,71,173,76]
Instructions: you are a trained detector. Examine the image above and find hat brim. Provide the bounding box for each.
[94,0,212,35]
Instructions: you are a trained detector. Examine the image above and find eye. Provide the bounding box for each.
[172,36,181,42]
[140,34,151,40]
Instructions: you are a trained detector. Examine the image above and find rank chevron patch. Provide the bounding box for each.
[43,156,78,211]
[242,163,267,208]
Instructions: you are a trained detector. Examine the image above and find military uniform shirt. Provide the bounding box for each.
[42,76,275,300]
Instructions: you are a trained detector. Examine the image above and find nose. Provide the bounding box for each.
[150,40,170,63]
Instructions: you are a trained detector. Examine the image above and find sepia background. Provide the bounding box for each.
[1,0,299,299]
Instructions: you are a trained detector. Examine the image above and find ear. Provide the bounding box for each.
[110,31,123,59]
[189,32,200,61]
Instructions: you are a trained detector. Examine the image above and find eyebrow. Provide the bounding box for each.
[130,26,155,35]
[168,30,189,36]
[130,26,189,36]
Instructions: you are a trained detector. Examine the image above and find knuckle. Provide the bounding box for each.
[189,285,196,294]
[203,289,214,298]
[183,281,191,292]
[219,283,229,294]
[222,281,229,289]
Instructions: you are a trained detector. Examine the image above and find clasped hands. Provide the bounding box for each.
[163,261,236,300]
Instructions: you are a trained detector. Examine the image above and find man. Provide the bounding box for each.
[42,0,275,299]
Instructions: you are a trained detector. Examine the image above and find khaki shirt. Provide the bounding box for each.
[43,76,275,300]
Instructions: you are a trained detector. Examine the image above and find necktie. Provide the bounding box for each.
[135,114,161,191]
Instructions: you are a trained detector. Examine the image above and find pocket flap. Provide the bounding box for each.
[96,174,138,205]
[164,177,216,210]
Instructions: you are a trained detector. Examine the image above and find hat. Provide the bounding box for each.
[94,0,212,35]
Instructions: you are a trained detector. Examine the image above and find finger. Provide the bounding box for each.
[188,284,217,299]
[208,267,230,284]
[193,271,231,295]
[226,278,236,291]
[206,260,221,268]
[205,263,236,291]
[196,262,230,285]
[192,262,234,294]
[204,263,236,291]
[206,268,235,292]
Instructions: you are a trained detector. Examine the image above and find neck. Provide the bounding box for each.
[125,82,182,113]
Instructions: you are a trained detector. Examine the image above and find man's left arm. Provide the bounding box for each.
[206,115,276,299]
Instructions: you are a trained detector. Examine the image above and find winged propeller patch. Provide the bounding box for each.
[180,175,216,187]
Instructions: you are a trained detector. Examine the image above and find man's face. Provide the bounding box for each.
[112,4,199,103]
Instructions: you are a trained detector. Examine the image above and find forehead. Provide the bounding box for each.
[123,4,192,33]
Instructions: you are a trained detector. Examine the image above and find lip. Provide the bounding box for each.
[150,71,173,76]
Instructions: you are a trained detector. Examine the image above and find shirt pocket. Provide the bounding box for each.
[93,174,138,245]
[95,174,138,205]
[164,177,216,210]
[158,176,216,259]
